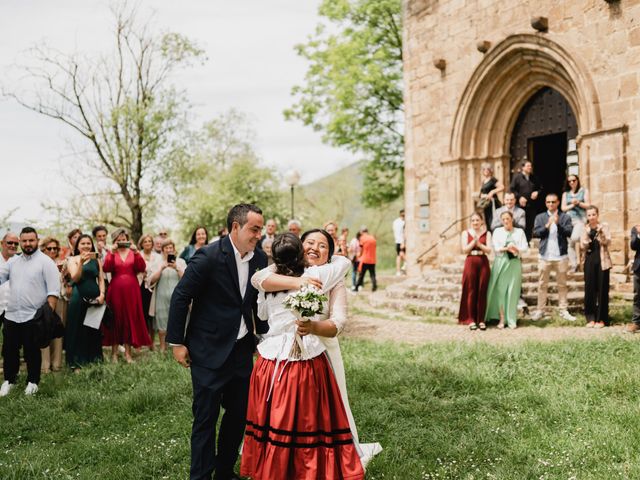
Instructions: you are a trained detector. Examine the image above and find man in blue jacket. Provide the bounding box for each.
[530,193,576,322]
[167,204,268,480]
[627,224,640,332]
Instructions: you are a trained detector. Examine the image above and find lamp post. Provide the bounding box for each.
[284,169,301,219]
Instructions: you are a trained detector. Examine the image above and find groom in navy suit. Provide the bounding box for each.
[167,204,268,480]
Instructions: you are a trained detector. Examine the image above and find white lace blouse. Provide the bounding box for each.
[251,256,351,361]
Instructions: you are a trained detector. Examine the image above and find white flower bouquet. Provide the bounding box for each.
[283,285,328,359]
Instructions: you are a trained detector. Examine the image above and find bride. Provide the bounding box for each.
[240,233,366,480]
[244,230,381,470]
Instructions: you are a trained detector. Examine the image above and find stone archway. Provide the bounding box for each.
[446,34,602,222]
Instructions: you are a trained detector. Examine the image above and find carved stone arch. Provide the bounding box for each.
[450,34,602,161]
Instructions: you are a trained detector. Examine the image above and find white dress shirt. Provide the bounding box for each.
[0,249,61,323]
[229,236,254,340]
[541,211,566,261]
[0,254,11,315]
[392,217,405,245]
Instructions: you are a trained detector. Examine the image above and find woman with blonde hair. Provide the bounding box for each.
[39,236,65,372]
[137,233,159,348]
[148,238,186,352]
[478,163,504,231]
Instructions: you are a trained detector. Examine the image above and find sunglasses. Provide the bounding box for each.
[5,241,18,246]
[46,247,60,252]
[568,179,577,183]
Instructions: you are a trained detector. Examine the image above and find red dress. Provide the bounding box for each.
[101,250,152,347]
[240,354,365,480]
[458,231,491,325]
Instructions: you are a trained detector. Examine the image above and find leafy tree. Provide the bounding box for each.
[285,0,404,207]
[168,111,286,238]
[3,3,203,240]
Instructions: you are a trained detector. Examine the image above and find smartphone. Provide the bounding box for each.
[117,241,131,249]
[167,253,176,263]
[88,252,98,258]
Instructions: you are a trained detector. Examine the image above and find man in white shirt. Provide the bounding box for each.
[530,194,575,321]
[0,227,60,397]
[392,209,406,276]
[491,192,526,231]
[0,232,19,320]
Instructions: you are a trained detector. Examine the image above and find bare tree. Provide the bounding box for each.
[3,3,203,240]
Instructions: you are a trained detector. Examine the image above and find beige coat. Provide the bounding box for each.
[580,222,612,271]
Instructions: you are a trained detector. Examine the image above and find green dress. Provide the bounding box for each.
[485,232,522,328]
[65,259,103,367]
[154,266,181,331]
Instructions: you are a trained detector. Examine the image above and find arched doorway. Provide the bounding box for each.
[509,87,578,200]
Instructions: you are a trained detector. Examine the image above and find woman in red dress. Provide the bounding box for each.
[102,228,151,363]
[458,212,492,330]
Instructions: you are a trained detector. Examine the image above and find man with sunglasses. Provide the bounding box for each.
[530,194,576,322]
[0,232,19,322]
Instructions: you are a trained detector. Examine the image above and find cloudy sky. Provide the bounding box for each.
[0,0,355,222]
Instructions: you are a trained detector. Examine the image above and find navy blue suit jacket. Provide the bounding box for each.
[533,210,573,257]
[631,227,640,273]
[167,235,268,371]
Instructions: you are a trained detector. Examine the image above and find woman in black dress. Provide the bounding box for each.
[478,163,504,230]
[581,206,611,328]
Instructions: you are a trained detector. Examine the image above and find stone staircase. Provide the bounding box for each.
[370,244,633,319]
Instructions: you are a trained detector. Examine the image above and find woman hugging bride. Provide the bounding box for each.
[240,231,381,480]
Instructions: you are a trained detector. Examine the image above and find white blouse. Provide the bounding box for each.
[491,227,529,256]
[251,256,351,361]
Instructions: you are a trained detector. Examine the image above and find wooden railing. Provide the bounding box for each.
[416,214,473,264]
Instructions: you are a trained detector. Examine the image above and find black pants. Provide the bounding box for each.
[584,254,610,324]
[189,335,253,480]
[356,263,377,291]
[524,205,537,242]
[633,272,640,325]
[3,317,41,385]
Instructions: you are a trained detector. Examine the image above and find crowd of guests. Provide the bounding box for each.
[0,216,384,396]
[461,161,614,330]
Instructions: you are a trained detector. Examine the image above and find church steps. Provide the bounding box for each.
[370,244,633,320]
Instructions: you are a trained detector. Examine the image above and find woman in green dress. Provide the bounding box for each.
[485,211,529,329]
[148,238,186,352]
[65,234,105,369]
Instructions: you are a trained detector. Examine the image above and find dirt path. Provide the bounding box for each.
[344,287,636,345]
[343,313,634,345]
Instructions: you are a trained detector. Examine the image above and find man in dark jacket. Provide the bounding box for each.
[530,193,575,322]
[627,225,640,332]
[510,160,543,241]
[167,204,268,480]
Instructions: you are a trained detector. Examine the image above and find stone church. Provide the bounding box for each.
[403,0,640,279]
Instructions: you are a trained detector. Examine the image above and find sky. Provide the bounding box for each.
[0,0,356,222]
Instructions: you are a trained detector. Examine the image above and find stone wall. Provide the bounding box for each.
[403,0,640,276]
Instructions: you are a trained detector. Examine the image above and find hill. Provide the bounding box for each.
[296,161,404,270]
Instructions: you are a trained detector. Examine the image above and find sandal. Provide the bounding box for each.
[479,322,487,331]
[470,324,478,331]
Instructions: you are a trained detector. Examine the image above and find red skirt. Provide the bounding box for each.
[240,354,365,480]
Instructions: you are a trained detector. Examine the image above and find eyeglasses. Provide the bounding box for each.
[45,247,60,252]
[5,241,18,246]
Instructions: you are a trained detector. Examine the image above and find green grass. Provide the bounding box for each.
[2,337,640,479]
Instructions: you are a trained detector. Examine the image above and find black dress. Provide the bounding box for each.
[510,173,543,241]
[480,177,502,229]
[583,229,610,324]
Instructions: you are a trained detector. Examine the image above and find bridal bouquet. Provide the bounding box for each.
[283,285,328,359]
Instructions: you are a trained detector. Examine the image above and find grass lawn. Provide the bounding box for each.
[2,336,640,479]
